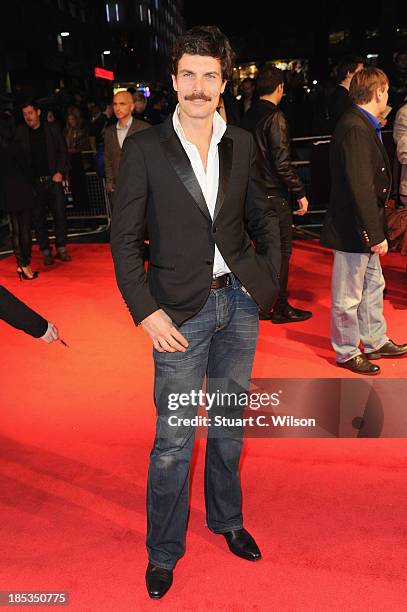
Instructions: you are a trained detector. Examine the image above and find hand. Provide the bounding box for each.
[371,239,388,255]
[141,309,189,353]
[106,182,115,193]
[296,196,309,216]
[52,172,63,183]
[378,116,387,128]
[40,322,59,343]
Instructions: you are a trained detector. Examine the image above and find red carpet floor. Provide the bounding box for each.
[0,241,407,610]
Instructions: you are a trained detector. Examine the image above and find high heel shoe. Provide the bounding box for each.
[17,267,39,281]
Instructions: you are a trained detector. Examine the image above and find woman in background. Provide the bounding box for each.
[0,114,38,280]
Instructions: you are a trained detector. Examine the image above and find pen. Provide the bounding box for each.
[59,338,69,347]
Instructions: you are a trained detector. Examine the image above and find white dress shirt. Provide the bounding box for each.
[116,116,133,148]
[172,104,230,277]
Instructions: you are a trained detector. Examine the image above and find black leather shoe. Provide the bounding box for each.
[365,340,407,360]
[55,248,72,262]
[145,563,173,599]
[271,305,312,324]
[337,354,381,375]
[222,528,261,561]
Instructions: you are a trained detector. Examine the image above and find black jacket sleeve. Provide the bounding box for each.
[245,136,281,280]
[110,137,159,325]
[267,111,305,198]
[0,286,48,338]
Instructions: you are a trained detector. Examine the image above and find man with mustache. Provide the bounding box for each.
[111,26,280,599]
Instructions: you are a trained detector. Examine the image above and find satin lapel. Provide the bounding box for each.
[213,135,233,221]
[161,131,211,222]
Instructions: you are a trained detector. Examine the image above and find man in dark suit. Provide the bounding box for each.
[321,67,407,374]
[16,101,71,265]
[242,64,312,324]
[104,90,150,197]
[111,26,280,599]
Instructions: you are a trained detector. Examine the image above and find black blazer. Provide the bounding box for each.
[0,286,48,338]
[320,107,392,253]
[111,116,281,326]
[15,121,69,177]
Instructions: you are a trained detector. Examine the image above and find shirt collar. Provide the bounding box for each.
[357,106,381,132]
[116,116,133,130]
[172,103,227,145]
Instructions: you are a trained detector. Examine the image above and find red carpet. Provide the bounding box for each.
[0,242,406,610]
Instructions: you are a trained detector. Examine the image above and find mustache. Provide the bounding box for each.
[184,92,212,101]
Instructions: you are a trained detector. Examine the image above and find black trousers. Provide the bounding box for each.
[32,181,68,251]
[274,198,293,309]
[10,209,32,267]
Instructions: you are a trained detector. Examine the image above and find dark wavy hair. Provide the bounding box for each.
[171,25,235,81]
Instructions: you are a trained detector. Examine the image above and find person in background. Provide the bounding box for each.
[242,64,312,324]
[15,100,71,266]
[0,285,58,342]
[393,97,407,206]
[327,55,364,128]
[64,108,91,153]
[104,91,150,196]
[0,114,38,280]
[131,92,151,124]
[321,67,407,374]
[238,77,257,115]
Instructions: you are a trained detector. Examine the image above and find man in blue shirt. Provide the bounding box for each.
[321,67,407,374]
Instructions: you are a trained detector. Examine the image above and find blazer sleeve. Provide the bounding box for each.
[110,137,159,325]
[340,126,386,247]
[104,129,114,184]
[0,286,48,338]
[245,135,281,281]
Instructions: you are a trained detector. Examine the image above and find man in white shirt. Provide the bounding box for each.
[111,26,281,599]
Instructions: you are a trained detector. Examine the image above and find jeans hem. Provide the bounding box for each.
[148,558,175,571]
[208,524,243,534]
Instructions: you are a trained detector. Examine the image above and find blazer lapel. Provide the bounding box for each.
[353,108,391,176]
[160,118,211,222]
[213,135,233,221]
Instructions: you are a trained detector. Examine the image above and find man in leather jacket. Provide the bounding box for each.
[242,65,312,323]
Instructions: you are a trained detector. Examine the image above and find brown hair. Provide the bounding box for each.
[171,25,235,81]
[349,67,388,104]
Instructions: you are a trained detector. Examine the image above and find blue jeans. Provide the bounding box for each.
[331,250,388,362]
[147,275,259,570]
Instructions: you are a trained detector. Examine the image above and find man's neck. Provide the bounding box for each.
[339,80,350,91]
[260,93,279,106]
[357,103,380,119]
[118,115,132,128]
[178,108,213,146]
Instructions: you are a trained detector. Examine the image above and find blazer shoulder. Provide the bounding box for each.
[225,124,252,145]
[133,118,151,132]
[125,123,161,147]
